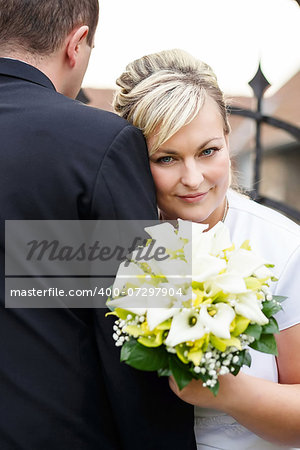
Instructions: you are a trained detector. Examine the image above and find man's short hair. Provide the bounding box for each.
[0,0,99,54]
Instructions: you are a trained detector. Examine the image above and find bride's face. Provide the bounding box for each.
[148,96,230,228]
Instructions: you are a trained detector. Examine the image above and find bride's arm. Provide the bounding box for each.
[169,323,300,447]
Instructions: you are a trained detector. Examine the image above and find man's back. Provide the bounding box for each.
[0,58,196,449]
[0,58,157,221]
[0,57,155,449]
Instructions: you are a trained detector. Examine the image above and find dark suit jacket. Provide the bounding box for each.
[0,59,196,450]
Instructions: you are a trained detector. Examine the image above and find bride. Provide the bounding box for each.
[112,49,300,449]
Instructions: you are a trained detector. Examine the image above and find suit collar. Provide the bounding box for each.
[0,58,56,91]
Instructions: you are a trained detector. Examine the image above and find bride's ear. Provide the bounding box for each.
[65,25,89,68]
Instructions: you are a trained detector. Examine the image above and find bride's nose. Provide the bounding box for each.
[180,161,204,189]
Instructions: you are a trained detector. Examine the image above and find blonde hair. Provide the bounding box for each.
[113,49,230,154]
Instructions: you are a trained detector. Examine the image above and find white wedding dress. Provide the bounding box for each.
[194,190,300,450]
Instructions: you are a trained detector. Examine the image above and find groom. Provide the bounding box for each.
[0,1,196,449]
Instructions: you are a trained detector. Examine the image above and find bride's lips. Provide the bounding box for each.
[177,192,208,203]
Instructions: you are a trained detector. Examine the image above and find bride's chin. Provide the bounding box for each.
[176,214,208,224]
[159,208,209,223]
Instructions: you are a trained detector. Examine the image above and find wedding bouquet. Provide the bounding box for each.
[106,220,285,395]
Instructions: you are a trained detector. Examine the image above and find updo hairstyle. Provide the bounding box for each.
[113,49,230,154]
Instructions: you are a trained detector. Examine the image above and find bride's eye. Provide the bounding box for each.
[201,148,218,157]
[156,156,174,164]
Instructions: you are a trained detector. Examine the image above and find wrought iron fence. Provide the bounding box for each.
[229,63,300,222]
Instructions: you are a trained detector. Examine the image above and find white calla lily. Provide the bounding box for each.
[191,231,213,257]
[164,309,206,347]
[176,219,193,240]
[192,255,227,282]
[176,219,208,244]
[227,248,266,277]
[189,221,231,259]
[200,303,235,339]
[147,256,191,281]
[212,273,249,293]
[180,218,205,236]
[253,265,273,279]
[107,295,147,316]
[145,288,175,309]
[205,221,232,256]
[191,221,209,235]
[235,292,269,325]
[147,307,180,331]
[112,260,146,293]
[182,240,192,264]
[144,222,183,252]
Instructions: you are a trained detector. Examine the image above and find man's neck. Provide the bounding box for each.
[1,50,66,95]
[0,49,44,66]
[1,56,30,65]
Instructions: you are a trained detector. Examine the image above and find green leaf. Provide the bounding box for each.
[245,323,262,340]
[157,367,172,377]
[120,339,168,371]
[229,349,251,376]
[243,350,252,368]
[120,338,136,361]
[230,364,243,376]
[168,354,194,390]
[250,334,278,356]
[210,381,220,397]
[262,317,279,335]
[272,295,287,303]
[262,299,282,318]
[237,349,251,368]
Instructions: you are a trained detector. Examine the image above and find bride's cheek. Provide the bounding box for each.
[151,167,174,193]
[212,160,230,183]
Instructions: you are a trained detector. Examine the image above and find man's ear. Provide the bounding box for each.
[66,25,89,68]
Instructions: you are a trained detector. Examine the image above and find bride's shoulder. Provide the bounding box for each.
[227,188,300,240]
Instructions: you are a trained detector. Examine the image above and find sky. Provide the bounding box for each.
[82,0,300,97]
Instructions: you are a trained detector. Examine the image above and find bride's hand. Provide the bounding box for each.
[168,373,238,411]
